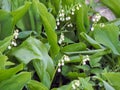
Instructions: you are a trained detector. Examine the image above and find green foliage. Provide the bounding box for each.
[0,2,31,40]
[103,72,120,90]
[27,80,49,90]
[10,37,55,88]
[94,24,120,55]
[0,0,120,90]
[0,36,13,52]
[0,72,31,90]
[33,0,60,58]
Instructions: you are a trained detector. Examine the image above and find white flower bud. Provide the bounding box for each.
[58,62,61,67]
[59,13,62,17]
[57,21,60,26]
[61,62,64,66]
[58,68,61,72]
[91,27,94,31]
[75,80,80,87]
[58,39,62,44]
[78,4,82,7]
[61,9,64,13]
[60,33,64,40]
[55,26,57,29]
[66,17,71,21]
[8,46,11,50]
[14,35,18,39]
[72,84,76,90]
[56,18,59,22]
[61,59,64,63]
[76,6,80,10]
[11,41,15,45]
[71,12,74,15]
[67,24,70,27]
[72,8,75,12]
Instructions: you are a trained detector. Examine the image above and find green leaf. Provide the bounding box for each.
[27,80,49,90]
[0,52,8,69]
[0,64,23,82]
[11,2,31,25]
[0,10,13,40]
[33,0,60,58]
[80,32,103,49]
[67,72,86,79]
[0,72,31,90]
[0,2,31,40]
[0,36,13,52]
[75,2,90,37]
[10,37,55,88]
[94,24,120,55]
[103,72,120,90]
[61,42,86,52]
[0,10,11,22]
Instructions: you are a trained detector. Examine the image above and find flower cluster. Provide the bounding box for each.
[91,13,102,31]
[58,33,65,44]
[92,13,101,22]
[72,80,80,90]
[56,3,82,45]
[58,55,70,72]
[82,55,90,65]
[56,3,82,30]
[8,29,19,50]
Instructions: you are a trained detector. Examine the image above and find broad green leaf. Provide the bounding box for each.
[0,11,13,40]
[0,52,8,69]
[11,2,31,25]
[101,0,120,17]
[102,72,120,90]
[0,2,31,40]
[33,0,60,58]
[80,32,103,49]
[10,37,55,88]
[33,59,52,88]
[75,1,90,36]
[0,64,23,82]
[0,10,11,22]
[69,55,82,63]
[0,36,13,52]
[0,72,31,90]
[94,24,120,55]
[27,80,48,90]
[61,42,86,52]
[75,4,86,33]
